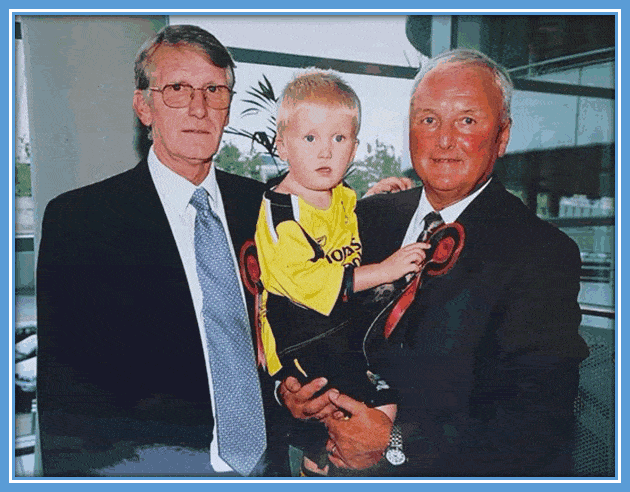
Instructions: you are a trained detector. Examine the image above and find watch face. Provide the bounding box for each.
[386,448,406,466]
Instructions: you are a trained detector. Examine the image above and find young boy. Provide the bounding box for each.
[254,70,427,475]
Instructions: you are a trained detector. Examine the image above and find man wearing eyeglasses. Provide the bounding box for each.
[36,25,287,476]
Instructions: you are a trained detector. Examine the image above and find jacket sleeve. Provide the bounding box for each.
[467,232,588,475]
[36,196,111,414]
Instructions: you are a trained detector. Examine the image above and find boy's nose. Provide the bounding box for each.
[318,142,333,158]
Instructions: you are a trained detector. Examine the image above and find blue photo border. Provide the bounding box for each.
[6,2,623,489]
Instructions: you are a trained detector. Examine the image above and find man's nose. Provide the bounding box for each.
[188,88,208,118]
[438,125,455,150]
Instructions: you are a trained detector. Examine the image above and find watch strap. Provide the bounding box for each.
[385,424,406,466]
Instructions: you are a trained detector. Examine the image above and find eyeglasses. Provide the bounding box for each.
[148,83,233,110]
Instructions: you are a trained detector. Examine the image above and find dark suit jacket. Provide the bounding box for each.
[355,178,589,477]
[36,159,287,476]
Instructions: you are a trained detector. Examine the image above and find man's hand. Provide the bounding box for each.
[363,177,415,197]
[278,376,339,420]
[324,392,392,470]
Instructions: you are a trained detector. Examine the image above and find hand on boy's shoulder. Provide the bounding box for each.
[363,177,415,197]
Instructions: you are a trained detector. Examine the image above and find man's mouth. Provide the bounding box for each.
[183,129,210,134]
[432,158,462,164]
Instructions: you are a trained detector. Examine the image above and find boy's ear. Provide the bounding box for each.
[276,135,288,162]
[350,138,359,163]
[133,90,154,127]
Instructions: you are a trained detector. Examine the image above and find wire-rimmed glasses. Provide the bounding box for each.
[148,83,233,110]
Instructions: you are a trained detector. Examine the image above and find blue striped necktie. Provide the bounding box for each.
[190,187,266,476]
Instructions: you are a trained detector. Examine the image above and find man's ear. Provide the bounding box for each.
[497,119,511,157]
[133,90,154,127]
[223,107,230,128]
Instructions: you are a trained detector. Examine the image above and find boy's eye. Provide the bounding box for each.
[304,135,315,142]
[334,135,345,143]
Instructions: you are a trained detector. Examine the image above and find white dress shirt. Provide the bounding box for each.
[401,178,492,247]
[148,147,248,472]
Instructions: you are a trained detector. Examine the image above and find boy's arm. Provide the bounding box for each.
[352,242,429,292]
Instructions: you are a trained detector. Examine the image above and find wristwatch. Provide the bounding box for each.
[385,424,406,466]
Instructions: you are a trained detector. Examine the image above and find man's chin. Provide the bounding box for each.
[177,149,219,166]
[425,185,471,207]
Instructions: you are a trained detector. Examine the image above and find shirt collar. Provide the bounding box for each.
[422,177,493,224]
[148,147,220,216]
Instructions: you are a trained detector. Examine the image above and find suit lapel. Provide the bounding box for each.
[216,169,244,255]
[456,178,507,226]
[391,187,423,244]
[125,159,187,269]
[216,169,265,258]
[357,186,422,265]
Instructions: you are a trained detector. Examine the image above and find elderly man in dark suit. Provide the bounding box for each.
[36,25,287,476]
[281,49,589,476]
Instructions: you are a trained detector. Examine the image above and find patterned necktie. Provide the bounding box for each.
[384,211,444,338]
[417,211,444,243]
[190,187,266,476]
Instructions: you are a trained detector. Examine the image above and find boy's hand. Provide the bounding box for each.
[353,243,430,292]
[278,376,340,421]
[379,242,429,283]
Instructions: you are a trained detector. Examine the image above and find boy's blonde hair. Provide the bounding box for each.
[277,69,361,138]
